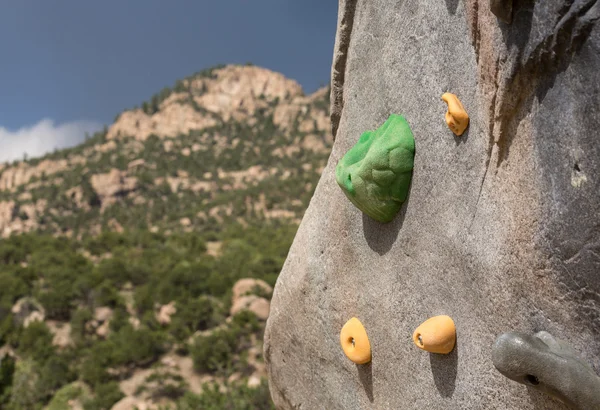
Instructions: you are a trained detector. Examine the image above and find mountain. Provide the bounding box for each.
[0,64,331,238]
[0,65,331,409]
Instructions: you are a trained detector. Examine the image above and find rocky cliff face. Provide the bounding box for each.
[265,1,600,409]
[107,65,309,141]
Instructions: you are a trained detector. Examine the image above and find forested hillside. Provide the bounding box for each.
[0,65,331,410]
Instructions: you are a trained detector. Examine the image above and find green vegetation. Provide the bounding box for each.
[0,226,290,409]
[47,382,91,410]
[191,311,260,374]
[176,379,275,410]
[0,354,15,404]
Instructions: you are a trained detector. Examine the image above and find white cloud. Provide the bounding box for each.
[0,118,103,163]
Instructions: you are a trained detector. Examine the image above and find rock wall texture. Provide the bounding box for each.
[265,1,600,409]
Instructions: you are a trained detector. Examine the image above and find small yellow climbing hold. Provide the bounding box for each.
[340,317,371,364]
[413,315,456,354]
[442,93,469,136]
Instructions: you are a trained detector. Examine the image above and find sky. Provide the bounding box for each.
[0,1,338,162]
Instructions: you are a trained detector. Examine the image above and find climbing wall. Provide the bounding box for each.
[264,0,600,409]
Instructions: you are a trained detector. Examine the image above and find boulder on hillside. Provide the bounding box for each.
[90,169,138,210]
[247,375,262,388]
[230,295,270,321]
[232,278,273,301]
[92,306,113,338]
[94,306,113,323]
[156,301,177,325]
[265,1,600,409]
[11,297,45,328]
[96,321,110,339]
[230,278,273,320]
[46,321,73,348]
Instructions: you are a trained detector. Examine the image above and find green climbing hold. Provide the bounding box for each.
[335,114,415,223]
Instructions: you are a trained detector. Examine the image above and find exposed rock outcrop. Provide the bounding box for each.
[0,199,47,238]
[66,186,89,210]
[156,301,177,325]
[0,201,16,236]
[230,295,270,321]
[192,65,302,122]
[266,1,600,409]
[47,321,73,348]
[94,307,113,323]
[11,297,45,328]
[107,65,307,142]
[232,278,273,301]
[91,307,113,338]
[230,279,272,320]
[106,105,217,142]
[90,169,138,210]
[0,159,68,191]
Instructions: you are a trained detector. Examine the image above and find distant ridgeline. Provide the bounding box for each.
[0,65,331,409]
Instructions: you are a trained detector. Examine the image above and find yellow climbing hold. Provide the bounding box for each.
[340,317,372,364]
[442,93,469,136]
[413,315,456,354]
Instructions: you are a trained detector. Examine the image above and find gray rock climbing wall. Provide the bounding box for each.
[264,1,600,409]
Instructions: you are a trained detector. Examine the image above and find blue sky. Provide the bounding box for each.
[0,1,338,161]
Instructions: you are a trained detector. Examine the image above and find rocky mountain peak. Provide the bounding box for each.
[107,64,310,142]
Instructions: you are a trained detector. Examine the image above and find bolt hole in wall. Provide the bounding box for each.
[525,374,540,385]
[574,162,581,172]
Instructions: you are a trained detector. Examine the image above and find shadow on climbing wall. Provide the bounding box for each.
[444,0,459,15]
[494,0,534,167]
[362,202,406,255]
[454,126,470,146]
[499,0,534,49]
[429,341,458,397]
[357,362,374,403]
[494,0,597,168]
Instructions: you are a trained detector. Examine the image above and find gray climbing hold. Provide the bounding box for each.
[492,331,600,409]
[490,0,513,24]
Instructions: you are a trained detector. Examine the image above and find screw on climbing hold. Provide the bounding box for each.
[335,114,415,223]
[441,93,469,136]
[340,317,372,364]
[492,331,600,410]
[412,315,456,354]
